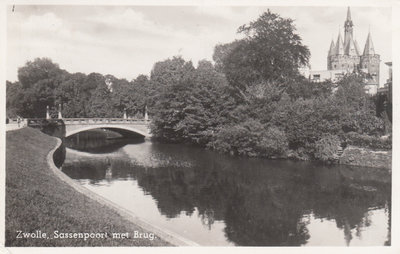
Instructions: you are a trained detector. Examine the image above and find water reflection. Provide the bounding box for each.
[64,129,144,153]
[62,135,391,246]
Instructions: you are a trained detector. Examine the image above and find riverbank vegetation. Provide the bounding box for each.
[6,127,170,246]
[6,10,391,162]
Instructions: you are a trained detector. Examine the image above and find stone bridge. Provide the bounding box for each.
[8,105,152,137]
[63,118,151,138]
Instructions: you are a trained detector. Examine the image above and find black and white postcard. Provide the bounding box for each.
[1,0,398,253]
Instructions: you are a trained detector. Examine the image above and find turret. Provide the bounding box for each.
[327,39,336,69]
[327,32,345,70]
[363,31,376,55]
[328,39,336,56]
[360,31,380,86]
[335,32,344,55]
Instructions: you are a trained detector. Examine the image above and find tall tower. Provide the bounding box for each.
[327,7,361,72]
[317,7,381,92]
[344,7,354,45]
[360,31,380,86]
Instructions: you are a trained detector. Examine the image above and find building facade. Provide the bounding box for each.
[310,7,380,94]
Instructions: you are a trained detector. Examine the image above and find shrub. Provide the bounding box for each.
[314,134,341,162]
[209,120,288,158]
[357,112,385,136]
[340,110,385,136]
[257,127,288,157]
[210,120,261,157]
[273,96,342,150]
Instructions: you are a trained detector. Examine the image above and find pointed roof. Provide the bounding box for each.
[363,31,375,55]
[346,7,352,21]
[354,39,361,55]
[346,37,359,56]
[335,32,344,55]
[344,34,359,56]
[328,39,336,56]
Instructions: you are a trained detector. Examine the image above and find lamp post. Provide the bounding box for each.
[46,105,50,119]
[58,104,62,119]
[144,105,148,121]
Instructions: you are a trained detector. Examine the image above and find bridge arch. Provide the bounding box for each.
[65,124,150,138]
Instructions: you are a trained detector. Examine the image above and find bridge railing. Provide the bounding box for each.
[8,118,150,125]
[62,118,150,125]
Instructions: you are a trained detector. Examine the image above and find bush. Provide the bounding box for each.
[273,96,342,150]
[210,120,262,157]
[257,127,288,157]
[343,132,391,150]
[314,134,341,162]
[209,120,288,158]
[340,110,385,136]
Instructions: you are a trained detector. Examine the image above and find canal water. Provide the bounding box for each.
[61,131,391,246]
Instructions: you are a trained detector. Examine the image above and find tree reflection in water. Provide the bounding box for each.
[62,138,391,246]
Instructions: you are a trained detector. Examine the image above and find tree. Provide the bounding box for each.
[131,74,152,116]
[213,41,242,73]
[177,60,235,144]
[149,57,196,141]
[55,72,87,117]
[150,56,195,88]
[86,74,115,118]
[214,10,310,98]
[285,79,334,100]
[17,58,64,89]
[334,74,370,111]
[6,81,22,118]
[107,75,132,117]
[14,58,66,117]
[334,74,384,135]
[150,58,235,144]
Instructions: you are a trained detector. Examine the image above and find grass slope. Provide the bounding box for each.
[6,127,171,247]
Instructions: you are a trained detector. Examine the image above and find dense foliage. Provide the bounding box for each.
[7,58,153,119]
[6,10,391,161]
[314,134,341,162]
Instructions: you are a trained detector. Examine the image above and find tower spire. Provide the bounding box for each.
[344,7,354,47]
[328,39,336,56]
[335,32,344,55]
[346,6,352,21]
[363,31,375,55]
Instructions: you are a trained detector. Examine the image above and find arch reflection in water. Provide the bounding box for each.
[62,138,391,246]
[64,129,145,154]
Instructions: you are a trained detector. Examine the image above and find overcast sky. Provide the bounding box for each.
[6,5,392,84]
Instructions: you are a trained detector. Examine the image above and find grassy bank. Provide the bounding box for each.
[6,127,171,247]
